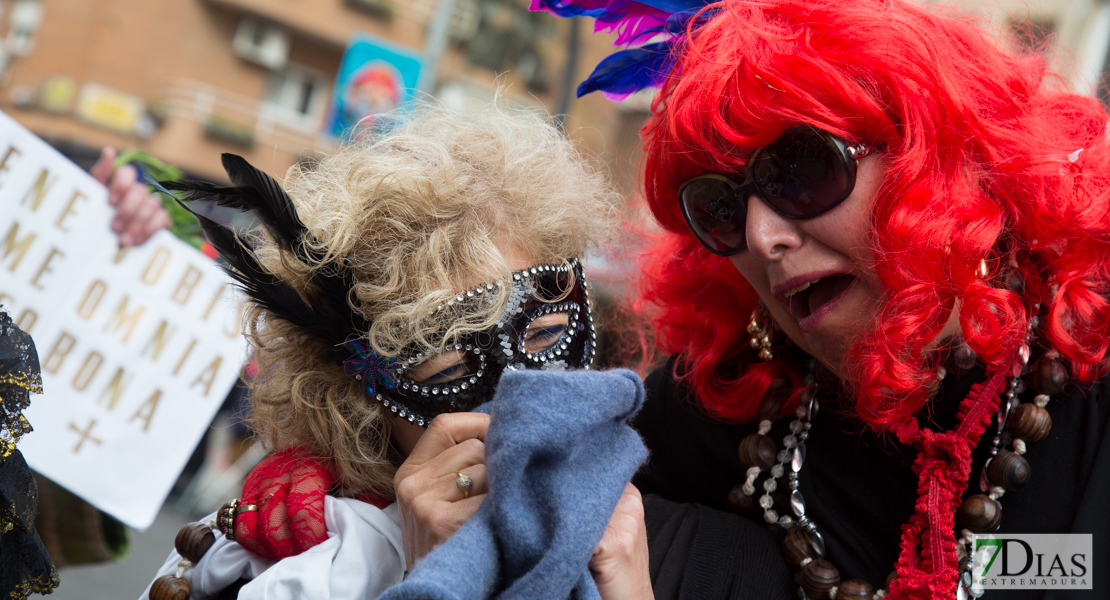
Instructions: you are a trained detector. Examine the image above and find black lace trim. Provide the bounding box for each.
[0,309,58,598]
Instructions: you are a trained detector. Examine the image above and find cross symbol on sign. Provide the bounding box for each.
[68,419,103,454]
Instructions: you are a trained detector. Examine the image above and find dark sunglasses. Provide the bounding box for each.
[678,125,874,257]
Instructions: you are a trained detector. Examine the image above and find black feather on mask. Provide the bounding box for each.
[151,154,366,358]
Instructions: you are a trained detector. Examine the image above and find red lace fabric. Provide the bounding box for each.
[235,447,393,561]
[886,363,1010,599]
[235,447,335,560]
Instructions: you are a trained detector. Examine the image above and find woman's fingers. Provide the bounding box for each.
[91,152,169,247]
[112,185,151,246]
[394,412,492,568]
[395,436,484,495]
[427,438,486,485]
[398,485,486,567]
[123,193,163,245]
[591,483,653,600]
[399,490,486,567]
[123,189,158,232]
[403,412,490,468]
[112,184,146,229]
[108,171,169,246]
[92,149,169,246]
[108,162,138,204]
[90,147,116,187]
[143,208,173,245]
[446,463,488,499]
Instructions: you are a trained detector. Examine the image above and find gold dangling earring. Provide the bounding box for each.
[747,303,775,361]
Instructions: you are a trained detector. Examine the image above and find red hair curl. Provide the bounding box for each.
[638,0,1110,427]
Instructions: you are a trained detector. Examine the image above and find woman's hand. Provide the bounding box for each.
[90,147,171,247]
[591,483,653,600]
[393,412,490,568]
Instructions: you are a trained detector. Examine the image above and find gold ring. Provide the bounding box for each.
[236,503,259,514]
[455,472,473,499]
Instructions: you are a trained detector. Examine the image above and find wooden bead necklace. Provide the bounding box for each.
[734,362,876,600]
[149,501,244,600]
[731,313,1061,600]
[954,318,1061,599]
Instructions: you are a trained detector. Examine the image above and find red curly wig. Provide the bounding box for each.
[638,0,1110,427]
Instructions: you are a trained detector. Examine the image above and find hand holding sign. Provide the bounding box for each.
[89,146,171,247]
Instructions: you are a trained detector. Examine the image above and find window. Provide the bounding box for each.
[7,0,43,56]
[465,0,555,92]
[232,18,290,70]
[260,65,327,128]
[411,0,480,42]
[345,0,395,21]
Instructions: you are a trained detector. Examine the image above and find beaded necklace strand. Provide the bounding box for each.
[732,310,1062,600]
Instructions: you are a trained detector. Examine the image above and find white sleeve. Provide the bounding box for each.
[138,512,276,600]
[239,498,405,600]
[139,498,404,600]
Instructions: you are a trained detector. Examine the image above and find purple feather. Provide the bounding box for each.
[607,9,698,45]
[530,0,652,18]
[530,0,703,17]
[600,11,672,45]
[530,0,693,45]
[531,0,711,98]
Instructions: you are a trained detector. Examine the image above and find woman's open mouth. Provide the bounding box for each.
[782,274,858,332]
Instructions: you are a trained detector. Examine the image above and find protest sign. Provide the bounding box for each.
[0,109,247,530]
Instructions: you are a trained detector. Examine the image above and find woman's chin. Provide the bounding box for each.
[780,287,875,378]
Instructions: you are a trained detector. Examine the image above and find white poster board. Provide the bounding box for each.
[0,110,248,531]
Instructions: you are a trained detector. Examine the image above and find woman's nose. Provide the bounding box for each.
[745,195,803,259]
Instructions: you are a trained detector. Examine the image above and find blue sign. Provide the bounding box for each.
[326,34,423,138]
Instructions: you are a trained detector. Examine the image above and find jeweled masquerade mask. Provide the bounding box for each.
[150,156,596,429]
[346,259,597,427]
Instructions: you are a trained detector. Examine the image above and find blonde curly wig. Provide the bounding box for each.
[244,101,619,495]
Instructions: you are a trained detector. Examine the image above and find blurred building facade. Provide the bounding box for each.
[0,0,647,194]
[1,0,1107,197]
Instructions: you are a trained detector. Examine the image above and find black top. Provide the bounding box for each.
[632,358,1110,599]
[643,494,795,599]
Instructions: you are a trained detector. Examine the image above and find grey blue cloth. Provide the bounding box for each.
[379,368,647,600]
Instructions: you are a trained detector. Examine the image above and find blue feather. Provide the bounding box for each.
[576,40,676,98]
[664,8,700,32]
[633,0,705,13]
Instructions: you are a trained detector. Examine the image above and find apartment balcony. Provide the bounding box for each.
[205,0,428,51]
[148,78,336,181]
